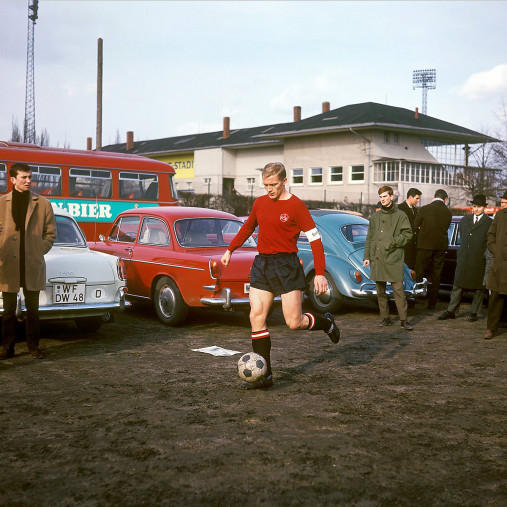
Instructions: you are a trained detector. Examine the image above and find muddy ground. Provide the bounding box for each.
[0,297,505,506]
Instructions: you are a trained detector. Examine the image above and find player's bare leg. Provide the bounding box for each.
[249,286,274,332]
[243,287,274,389]
[281,290,308,329]
[282,289,340,343]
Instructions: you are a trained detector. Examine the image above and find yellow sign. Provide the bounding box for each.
[154,154,194,179]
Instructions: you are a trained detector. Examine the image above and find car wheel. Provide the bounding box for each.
[75,316,103,332]
[101,311,115,323]
[153,276,189,326]
[309,273,344,313]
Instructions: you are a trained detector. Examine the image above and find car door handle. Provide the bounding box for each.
[125,247,133,254]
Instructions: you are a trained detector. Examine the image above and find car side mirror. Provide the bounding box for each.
[99,234,105,241]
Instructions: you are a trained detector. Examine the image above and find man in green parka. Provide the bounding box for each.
[364,186,414,330]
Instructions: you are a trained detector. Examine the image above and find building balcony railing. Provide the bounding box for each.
[372,160,499,187]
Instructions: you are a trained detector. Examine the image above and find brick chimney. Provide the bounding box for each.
[415,107,419,119]
[223,116,230,139]
[86,137,92,150]
[294,106,301,122]
[126,131,134,150]
[322,101,330,113]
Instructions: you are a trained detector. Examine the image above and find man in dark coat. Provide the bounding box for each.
[414,189,452,309]
[437,195,492,322]
[397,187,422,273]
[484,193,507,339]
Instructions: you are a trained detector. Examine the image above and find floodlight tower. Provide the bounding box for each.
[24,0,39,144]
[412,69,436,115]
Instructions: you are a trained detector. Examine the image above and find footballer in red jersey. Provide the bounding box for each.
[222,162,340,389]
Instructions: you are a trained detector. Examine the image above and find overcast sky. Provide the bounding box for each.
[1,1,506,150]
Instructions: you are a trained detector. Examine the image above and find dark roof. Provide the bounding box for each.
[101,102,499,156]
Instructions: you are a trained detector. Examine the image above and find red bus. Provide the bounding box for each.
[0,141,179,241]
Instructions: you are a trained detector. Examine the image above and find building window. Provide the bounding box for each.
[384,131,399,144]
[247,177,255,196]
[291,168,303,185]
[373,161,399,183]
[329,166,343,184]
[349,165,364,183]
[204,177,212,193]
[310,167,322,185]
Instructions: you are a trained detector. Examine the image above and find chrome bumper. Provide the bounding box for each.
[0,291,130,320]
[350,278,428,298]
[200,287,281,310]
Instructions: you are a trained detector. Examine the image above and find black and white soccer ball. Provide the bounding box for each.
[237,352,267,383]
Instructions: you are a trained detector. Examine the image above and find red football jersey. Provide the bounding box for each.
[229,194,325,275]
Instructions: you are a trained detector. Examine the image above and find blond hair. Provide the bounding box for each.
[262,162,286,181]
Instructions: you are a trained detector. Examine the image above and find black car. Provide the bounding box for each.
[440,216,463,291]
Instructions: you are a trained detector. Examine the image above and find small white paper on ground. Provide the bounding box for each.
[192,346,242,357]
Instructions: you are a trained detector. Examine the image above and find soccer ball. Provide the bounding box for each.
[237,352,267,383]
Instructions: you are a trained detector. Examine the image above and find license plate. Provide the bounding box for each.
[244,283,250,294]
[53,283,86,304]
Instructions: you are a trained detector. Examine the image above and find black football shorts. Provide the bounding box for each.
[250,253,306,296]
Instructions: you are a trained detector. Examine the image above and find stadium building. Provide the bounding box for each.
[101,101,500,207]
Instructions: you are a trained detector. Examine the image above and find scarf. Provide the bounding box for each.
[12,189,30,231]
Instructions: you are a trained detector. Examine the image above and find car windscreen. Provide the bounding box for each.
[54,215,87,247]
[174,218,256,248]
[340,223,369,244]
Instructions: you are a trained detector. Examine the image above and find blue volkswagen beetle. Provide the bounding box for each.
[298,209,427,313]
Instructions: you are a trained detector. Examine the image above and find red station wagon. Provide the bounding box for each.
[89,207,257,325]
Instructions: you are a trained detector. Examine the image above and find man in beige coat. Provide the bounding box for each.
[0,163,56,359]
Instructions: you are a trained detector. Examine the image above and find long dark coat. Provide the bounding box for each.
[0,191,56,292]
[453,213,492,289]
[397,200,418,269]
[364,204,412,282]
[414,199,452,251]
[486,208,507,295]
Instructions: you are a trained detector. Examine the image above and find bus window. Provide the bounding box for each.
[119,172,158,200]
[0,163,7,193]
[29,165,62,196]
[108,215,140,243]
[69,168,112,198]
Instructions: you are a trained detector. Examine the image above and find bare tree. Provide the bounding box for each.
[37,128,50,147]
[10,117,22,142]
[491,101,507,192]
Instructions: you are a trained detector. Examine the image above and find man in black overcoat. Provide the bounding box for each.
[484,191,507,339]
[414,189,452,309]
[397,187,422,273]
[437,195,492,322]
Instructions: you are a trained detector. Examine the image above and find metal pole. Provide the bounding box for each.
[96,38,103,150]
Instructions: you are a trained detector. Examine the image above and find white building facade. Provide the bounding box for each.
[102,102,499,207]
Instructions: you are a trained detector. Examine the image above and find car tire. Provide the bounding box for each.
[308,273,344,313]
[153,276,189,326]
[75,316,103,332]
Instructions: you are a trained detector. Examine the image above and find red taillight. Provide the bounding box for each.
[117,258,127,281]
[209,259,219,279]
[354,271,362,283]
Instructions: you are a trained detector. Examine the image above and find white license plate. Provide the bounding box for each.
[53,283,86,304]
[244,283,250,294]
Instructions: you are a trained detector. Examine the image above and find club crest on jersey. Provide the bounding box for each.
[280,213,289,222]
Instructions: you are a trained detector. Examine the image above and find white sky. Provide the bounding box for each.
[1,0,506,149]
